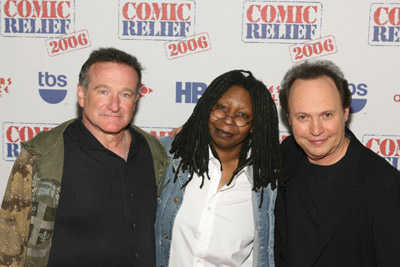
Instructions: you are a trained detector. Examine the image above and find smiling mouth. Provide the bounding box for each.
[216,128,234,138]
[309,139,326,145]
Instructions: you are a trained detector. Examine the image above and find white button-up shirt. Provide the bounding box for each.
[168,152,254,267]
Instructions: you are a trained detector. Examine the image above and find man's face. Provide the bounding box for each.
[78,62,139,139]
[287,76,349,165]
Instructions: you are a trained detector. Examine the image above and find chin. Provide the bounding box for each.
[101,124,127,134]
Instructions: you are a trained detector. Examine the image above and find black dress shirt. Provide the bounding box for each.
[48,119,156,267]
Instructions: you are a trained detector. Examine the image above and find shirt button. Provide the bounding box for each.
[164,233,169,239]
[130,192,134,198]
[173,197,179,203]
[135,252,140,258]
[132,223,136,228]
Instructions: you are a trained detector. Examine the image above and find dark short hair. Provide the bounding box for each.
[279,59,352,114]
[78,47,143,93]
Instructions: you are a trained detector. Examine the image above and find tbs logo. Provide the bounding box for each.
[369,3,400,45]
[363,134,400,171]
[349,82,368,113]
[176,81,207,103]
[3,122,57,161]
[38,72,68,104]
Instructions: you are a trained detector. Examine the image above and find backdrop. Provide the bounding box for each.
[1,0,399,200]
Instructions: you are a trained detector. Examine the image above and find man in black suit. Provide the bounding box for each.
[274,59,400,267]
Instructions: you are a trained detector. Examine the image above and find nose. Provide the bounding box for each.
[107,94,121,112]
[310,118,324,136]
[222,114,234,126]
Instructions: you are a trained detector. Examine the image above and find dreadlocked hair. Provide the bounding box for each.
[170,70,282,205]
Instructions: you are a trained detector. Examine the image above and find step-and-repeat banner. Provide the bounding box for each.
[0,0,399,199]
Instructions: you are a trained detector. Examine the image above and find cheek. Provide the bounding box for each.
[208,115,218,129]
[208,120,215,134]
[236,124,252,139]
[122,100,135,110]
[290,121,305,136]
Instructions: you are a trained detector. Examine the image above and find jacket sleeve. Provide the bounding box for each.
[373,171,400,266]
[0,149,33,267]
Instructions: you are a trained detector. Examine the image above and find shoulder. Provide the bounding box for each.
[130,125,169,159]
[23,119,76,153]
[131,124,160,147]
[359,143,400,179]
[346,138,400,194]
[159,136,174,151]
[131,124,155,139]
[280,135,303,163]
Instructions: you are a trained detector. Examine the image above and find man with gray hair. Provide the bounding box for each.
[274,59,400,267]
[0,47,168,266]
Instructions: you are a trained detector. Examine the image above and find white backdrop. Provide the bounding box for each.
[1,0,399,200]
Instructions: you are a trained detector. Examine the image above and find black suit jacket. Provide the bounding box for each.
[274,128,400,267]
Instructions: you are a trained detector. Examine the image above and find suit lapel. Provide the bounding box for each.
[275,184,287,247]
[311,133,363,265]
[275,137,304,250]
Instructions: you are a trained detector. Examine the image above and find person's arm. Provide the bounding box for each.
[0,149,33,267]
[169,126,183,138]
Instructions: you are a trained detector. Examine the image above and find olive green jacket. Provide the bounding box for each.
[0,119,169,267]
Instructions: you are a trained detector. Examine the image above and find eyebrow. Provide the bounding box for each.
[93,84,135,93]
[93,84,110,90]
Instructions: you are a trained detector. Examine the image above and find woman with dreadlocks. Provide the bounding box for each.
[155,70,282,267]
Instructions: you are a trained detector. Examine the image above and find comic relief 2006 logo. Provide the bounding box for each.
[3,122,58,161]
[369,3,400,45]
[363,134,400,171]
[242,1,322,43]
[119,0,195,40]
[0,0,75,37]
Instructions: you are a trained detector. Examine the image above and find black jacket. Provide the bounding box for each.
[274,128,400,267]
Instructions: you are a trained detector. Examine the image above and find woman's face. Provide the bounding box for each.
[208,85,253,154]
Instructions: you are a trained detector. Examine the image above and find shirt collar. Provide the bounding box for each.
[208,146,254,185]
[73,119,146,153]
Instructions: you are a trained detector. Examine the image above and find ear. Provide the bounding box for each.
[287,113,292,126]
[77,84,85,108]
[344,107,350,122]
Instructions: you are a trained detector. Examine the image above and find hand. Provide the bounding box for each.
[169,126,183,138]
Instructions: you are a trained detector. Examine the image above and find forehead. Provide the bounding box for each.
[87,62,138,87]
[288,76,341,112]
[88,62,137,79]
[219,85,251,101]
